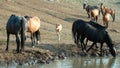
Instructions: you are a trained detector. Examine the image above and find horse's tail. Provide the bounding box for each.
[20,17,26,51]
[99,9,101,16]
[72,21,77,44]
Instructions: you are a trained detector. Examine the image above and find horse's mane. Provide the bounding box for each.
[89,21,107,29]
[24,16,32,20]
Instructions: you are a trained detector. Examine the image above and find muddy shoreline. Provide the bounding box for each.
[0,42,120,66]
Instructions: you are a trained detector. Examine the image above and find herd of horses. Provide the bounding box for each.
[83,3,115,28]
[72,3,116,57]
[5,3,116,57]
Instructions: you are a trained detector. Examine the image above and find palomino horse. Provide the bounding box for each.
[24,16,41,48]
[72,19,116,57]
[100,3,115,22]
[102,12,111,28]
[83,2,100,19]
[6,14,27,53]
[56,24,62,44]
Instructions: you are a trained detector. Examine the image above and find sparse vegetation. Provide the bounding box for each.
[0,0,120,65]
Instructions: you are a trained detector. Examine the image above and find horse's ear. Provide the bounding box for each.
[100,3,103,5]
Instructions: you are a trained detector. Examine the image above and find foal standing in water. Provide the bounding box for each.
[56,24,62,45]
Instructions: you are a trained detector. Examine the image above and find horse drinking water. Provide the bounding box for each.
[72,19,116,57]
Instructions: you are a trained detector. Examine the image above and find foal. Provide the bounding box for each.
[56,24,62,44]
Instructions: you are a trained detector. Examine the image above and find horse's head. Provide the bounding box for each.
[100,3,103,6]
[105,32,116,57]
[109,47,116,57]
[83,2,87,9]
[24,15,32,20]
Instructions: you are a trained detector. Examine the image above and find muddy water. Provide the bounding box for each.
[0,56,120,68]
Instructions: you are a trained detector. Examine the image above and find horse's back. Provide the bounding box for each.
[27,16,40,33]
[6,15,21,34]
[89,21,106,29]
[91,9,99,16]
[103,13,111,22]
[73,19,107,42]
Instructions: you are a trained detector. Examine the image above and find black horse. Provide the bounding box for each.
[72,19,116,57]
[6,14,27,53]
[83,3,100,19]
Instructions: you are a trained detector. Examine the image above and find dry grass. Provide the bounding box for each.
[0,0,120,48]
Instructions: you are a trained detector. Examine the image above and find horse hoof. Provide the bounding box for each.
[32,46,35,48]
[5,49,8,52]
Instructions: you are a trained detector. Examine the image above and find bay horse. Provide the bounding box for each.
[100,3,115,22]
[83,3,100,19]
[6,14,27,53]
[72,19,116,57]
[24,16,41,48]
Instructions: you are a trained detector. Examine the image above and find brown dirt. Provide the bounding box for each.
[0,0,120,65]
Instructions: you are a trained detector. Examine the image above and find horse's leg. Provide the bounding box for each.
[96,16,98,22]
[20,31,25,52]
[15,33,20,53]
[31,33,35,48]
[6,32,10,51]
[35,30,41,45]
[112,13,115,22]
[58,32,61,45]
[77,33,81,48]
[87,42,96,52]
[99,10,101,16]
[106,23,108,28]
[100,43,103,56]
[85,38,88,46]
[74,32,77,44]
[80,36,86,52]
[87,11,90,18]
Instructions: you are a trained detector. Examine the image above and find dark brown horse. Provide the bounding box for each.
[100,3,115,22]
[72,19,116,57]
[6,14,27,53]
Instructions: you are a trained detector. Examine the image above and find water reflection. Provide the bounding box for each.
[1,57,120,68]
